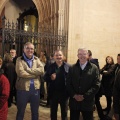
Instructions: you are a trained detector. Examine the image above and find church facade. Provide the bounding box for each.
[0,0,120,67]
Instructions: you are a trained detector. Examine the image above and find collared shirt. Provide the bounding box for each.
[80,61,88,70]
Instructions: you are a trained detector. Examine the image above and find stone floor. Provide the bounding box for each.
[7,96,114,120]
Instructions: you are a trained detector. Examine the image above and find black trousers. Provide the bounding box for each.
[70,109,93,120]
[105,95,112,113]
[50,93,68,120]
[95,95,105,119]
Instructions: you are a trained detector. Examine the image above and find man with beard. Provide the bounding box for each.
[44,50,70,120]
[66,48,100,120]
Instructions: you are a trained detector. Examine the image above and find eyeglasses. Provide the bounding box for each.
[78,53,87,56]
[25,47,34,51]
[10,52,15,53]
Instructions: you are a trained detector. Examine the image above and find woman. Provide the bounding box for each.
[0,68,10,120]
[100,56,115,115]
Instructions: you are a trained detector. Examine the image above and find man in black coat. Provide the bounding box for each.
[113,54,120,120]
[66,48,100,120]
[44,50,70,120]
[113,70,120,120]
[88,50,106,120]
[10,49,17,103]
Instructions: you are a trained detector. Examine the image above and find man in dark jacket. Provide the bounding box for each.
[88,50,106,120]
[44,50,70,120]
[66,48,100,120]
[113,54,120,120]
[113,70,120,120]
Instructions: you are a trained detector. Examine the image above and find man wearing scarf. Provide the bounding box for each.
[15,42,44,120]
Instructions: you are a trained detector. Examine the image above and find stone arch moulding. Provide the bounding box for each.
[32,0,41,21]
[0,0,40,20]
[0,0,9,15]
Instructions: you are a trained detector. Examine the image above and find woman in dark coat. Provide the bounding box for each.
[0,68,10,120]
[100,56,115,115]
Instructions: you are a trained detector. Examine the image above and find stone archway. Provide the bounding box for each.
[0,0,9,15]
[0,0,69,57]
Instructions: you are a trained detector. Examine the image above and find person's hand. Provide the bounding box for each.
[73,94,84,101]
[114,113,119,120]
[51,73,56,80]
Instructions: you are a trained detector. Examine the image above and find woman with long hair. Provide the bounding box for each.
[100,56,115,115]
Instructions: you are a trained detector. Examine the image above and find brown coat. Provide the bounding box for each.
[15,56,44,91]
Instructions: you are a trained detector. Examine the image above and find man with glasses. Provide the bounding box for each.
[15,42,44,120]
[66,48,100,120]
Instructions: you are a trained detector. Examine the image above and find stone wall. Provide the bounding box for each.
[5,0,22,23]
[68,0,120,67]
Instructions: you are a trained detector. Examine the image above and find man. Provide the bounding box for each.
[15,42,44,120]
[88,50,106,120]
[44,50,70,120]
[10,49,17,65]
[9,49,17,104]
[113,54,120,120]
[88,50,99,69]
[113,70,120,120]
[66,48,100,120]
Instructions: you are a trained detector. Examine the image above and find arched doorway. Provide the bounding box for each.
[0,0,69,58]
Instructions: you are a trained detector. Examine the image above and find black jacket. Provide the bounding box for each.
[113,70,120,114]
[66,60,100,111]
[100,64,115,96]
[44,62,70,97]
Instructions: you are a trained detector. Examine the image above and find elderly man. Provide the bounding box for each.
[15,42,44,120]
[10,49,17,64]
[66,48,100,120]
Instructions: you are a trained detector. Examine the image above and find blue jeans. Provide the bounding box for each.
[16,84,40,120]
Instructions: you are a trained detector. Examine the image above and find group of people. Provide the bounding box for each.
[88,51,120,120]
[0,41,120,120]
